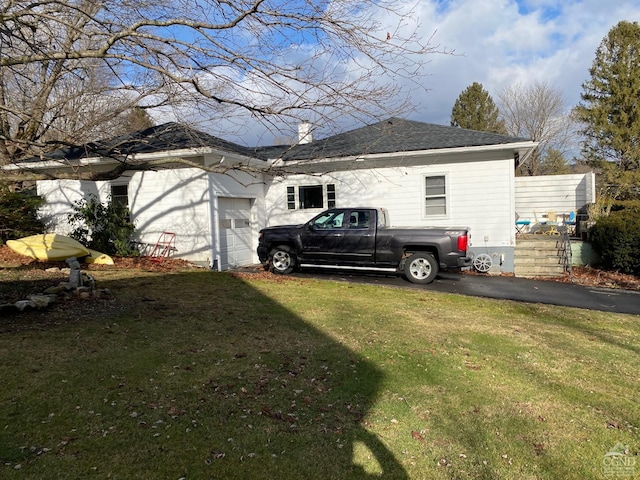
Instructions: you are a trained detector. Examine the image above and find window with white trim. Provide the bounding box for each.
[287,186,296,210]
[424,175,447,217]
[286,184,336,210]
[327,184,336,208]
[110,184,129,207]
[110,182,131,221]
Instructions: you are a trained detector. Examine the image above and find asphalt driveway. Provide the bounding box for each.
[288,268,640,315]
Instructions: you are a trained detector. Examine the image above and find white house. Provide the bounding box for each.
[25,118,593,273]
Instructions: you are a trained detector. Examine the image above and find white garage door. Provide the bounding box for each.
[218,198,253,270]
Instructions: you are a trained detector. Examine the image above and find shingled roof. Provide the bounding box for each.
[40,122,258,162]
[32,117,531,165]
[255,117,531,161]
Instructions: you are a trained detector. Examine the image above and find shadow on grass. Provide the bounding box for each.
[0,270,408,479]
[0,265,67,304]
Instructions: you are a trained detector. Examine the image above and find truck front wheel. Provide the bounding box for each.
[404,252,438,284]
[269,245,296,275]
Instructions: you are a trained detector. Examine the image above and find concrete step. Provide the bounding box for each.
[515,245,565,251]
[515,237,569,278]
[515,256,564,265]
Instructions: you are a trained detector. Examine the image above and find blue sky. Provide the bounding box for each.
[404,0,640,126]
[155,0,640,146]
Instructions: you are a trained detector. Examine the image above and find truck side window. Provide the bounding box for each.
[349,211,370,229]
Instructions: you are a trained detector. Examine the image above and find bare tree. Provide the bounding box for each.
[0,0,439,180]
[497,81,576,175]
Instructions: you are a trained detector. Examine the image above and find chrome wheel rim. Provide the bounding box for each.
[409,258,431,279]
[272,251,291,270]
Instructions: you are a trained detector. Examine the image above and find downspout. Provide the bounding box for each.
[207,173,222,271]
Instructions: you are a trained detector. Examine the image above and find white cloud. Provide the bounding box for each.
[407,0,640,124]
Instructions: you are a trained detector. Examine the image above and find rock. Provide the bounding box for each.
[73,287,92,299]
[81,273,96,290]
[65,257,81,269]
[44,294,59,304]
[66,257,82,287]
[44,285,65,294]
[27,295,52,309]
[69,270,81,288]
[15,300,37,312]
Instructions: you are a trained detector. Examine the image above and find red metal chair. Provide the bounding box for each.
[149,232,177,263]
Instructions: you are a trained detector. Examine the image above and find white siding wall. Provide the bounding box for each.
[129,169,210,263]
[130,168,265,266]
[37,167,267,267]
[264,154,516,256]
[37,179,116,234]
[514,172,596,223]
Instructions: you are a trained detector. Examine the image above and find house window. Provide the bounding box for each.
[111,184,129,208]
[287,186,296,210]
[327,184,336,208]
[299,185,323,209]
[425,175,447,216]
[288,184,336,210]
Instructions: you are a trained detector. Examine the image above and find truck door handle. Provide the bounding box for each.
[332,233,344,237]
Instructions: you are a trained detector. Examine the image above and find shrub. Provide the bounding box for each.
[0,185,46,244]
[609,200,640,214]
[589,209,640,275]
[68,195,136,256]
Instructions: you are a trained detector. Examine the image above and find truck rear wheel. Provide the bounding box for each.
[404,252,438,284]
[269,245,296,275]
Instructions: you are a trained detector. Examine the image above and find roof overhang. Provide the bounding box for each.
[3,146,265,179]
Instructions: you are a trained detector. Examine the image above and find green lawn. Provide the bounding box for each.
[0,269,638,479]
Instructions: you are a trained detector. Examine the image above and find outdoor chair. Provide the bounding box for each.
[515,213,531,237]
[564,211,577,236]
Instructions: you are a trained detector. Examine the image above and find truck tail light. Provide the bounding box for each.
[457,234,468,252]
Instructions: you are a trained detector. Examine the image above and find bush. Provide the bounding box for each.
[589,209,640,275]
[609,200,640,213]
[68,195,136,256]
[0,186,46,244]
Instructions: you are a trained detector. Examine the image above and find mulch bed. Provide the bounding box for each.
[0,245,197,272]
[1,245,639,291]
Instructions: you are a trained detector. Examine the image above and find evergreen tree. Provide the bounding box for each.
[539,149,571,176]
[450,82,506,134]
[575,21,640,173]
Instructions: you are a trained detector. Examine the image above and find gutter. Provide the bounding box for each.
[268,141,539,168]
[4,147,263,172]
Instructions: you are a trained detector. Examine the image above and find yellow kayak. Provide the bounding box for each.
[6,234,90,261]
[85,249,115,265]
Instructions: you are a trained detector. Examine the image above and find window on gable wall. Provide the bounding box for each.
[110,183,130,221]
[111,184,129,207]
[287,184,336,210]
[424,175,447,216]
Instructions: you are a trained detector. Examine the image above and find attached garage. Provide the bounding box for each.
[217,197,254,270]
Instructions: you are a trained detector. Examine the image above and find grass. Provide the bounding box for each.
[0,268,638,479]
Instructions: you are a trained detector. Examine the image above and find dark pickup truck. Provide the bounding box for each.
[257,207,471,284]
